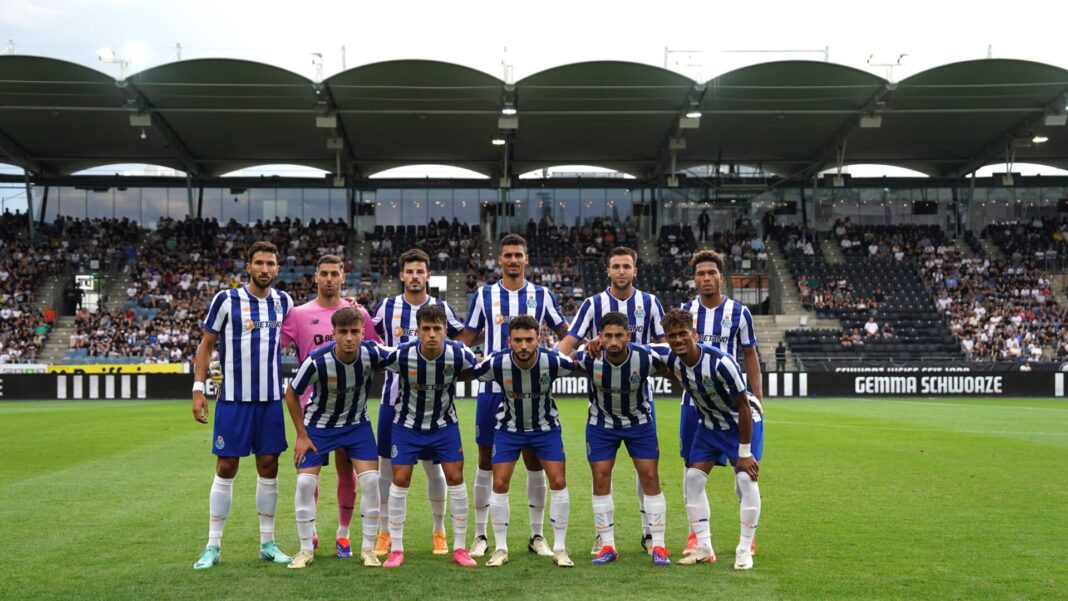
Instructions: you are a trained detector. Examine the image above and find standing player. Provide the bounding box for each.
[572,312,670,566]
[653,308,763,570]
[678,249,762,557]
[372,249,465,556]
[471,315,576,568]
[280,254,379,559]
[283,307,387,569]
[456,234,570,558]
[556,246,666,553]
[191,241,293,570]
[379,305,479,568]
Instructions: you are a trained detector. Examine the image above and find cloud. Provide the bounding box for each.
[0,0,66,27]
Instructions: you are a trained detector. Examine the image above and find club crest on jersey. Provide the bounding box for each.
[634,309,646,319]
[630,371,641,385]
[274,301,283,312]
[539,375,550,386]
[215,436,225,450]
[702,377,714,388]
[527,293,536,304]
[443,365,454,376]
[722,316,733,329]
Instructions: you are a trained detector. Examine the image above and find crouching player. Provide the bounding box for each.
[284,307,389,569]
[653,308,763,570]
[379,304,480,568]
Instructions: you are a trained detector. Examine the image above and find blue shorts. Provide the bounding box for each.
[390,423,464,466]
[212,400,288,457]
[689,420,765,467]
[679,398,699,460]
[377,402,434,461]
[492,428,566,464]
[586,421,660,462]
[297,421,378,469]
[475,391,505,447]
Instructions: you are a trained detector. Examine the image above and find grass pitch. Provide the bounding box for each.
[1,397,1066,600]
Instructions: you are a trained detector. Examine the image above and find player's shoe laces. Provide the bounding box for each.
[683,532,699,555]
[432,531,449,555]
[335,537,352,559]
[360,549,381,567]
[678,545,716,565]
[553,549,574,568]
[485,549,509,567]
[590,534,602,555]
[452,548,477,567]
[591,545,618,565]
[734,543,754,570]
[383,550,405,568]
[374,533,391,556]
[287,549,315,569]
[470,535,489,557]
[641,533,653,553]
[651,546,671,566]
[528,535,553,557]
[258,540,291,564]
[192,545,220,570]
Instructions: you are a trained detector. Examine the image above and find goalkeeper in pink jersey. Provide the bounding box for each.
[279,254,380,559]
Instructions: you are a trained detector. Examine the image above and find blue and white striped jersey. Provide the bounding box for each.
[472,348,576,432]
[382,340,478,432]
[202,286,293,403]
[464,281,567,393]
[679,295,756,408]
[679,296,756,357]
[651,343,763,432]
[373,294,464,406]
[289,341,390,428]
[576,342,665,429]
[568,288,666,344]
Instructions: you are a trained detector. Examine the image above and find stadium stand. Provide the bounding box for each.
[983,218,1068,270]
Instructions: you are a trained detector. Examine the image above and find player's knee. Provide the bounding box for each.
[215,457,238,479]
[547,474,567,491]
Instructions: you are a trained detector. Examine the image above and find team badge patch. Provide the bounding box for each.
[539,375,550,386]
[391,444,398,459]
[702,377,715,388]
[635,309,646,319]
[491,444,497,457]
[215,436,225,450]
[586,442,592,457]
[630,371,641,385]
[443,365,454,376]
[721,316,733,329]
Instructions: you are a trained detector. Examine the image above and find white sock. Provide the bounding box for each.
[527,470,547,538]
[295,473,318,553]
[644,493,667,548]
[358,470,380,550]
[448,484,469,551]
[377,457,392,535]
[474,468,493,539]
[256,476,279,545]
[684,468,711,548]
[388,484,409,552]
[549,488,570,552]
[422,460,447,534]
[207,475,233,548]
[683,466,694,535]
[636,474,650,536]
[489,491,510,551]
[591,494,615,548]
[736,471,761,549]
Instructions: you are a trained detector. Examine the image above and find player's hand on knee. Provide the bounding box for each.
[192,392,209,424]
[736,456,759,481]
[294,434,318,467]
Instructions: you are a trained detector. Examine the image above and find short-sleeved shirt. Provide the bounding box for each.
[567,288,665,344]
[289,340,390,428]
[473,348,575,432]
[651,343,763,432]
[381,340,478,432]
[576,342,664,429]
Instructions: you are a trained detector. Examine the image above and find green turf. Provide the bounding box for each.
[1,397,1066,600]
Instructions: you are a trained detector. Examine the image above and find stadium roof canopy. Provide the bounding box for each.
[1,55,1067,182]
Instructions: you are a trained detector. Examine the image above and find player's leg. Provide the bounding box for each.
[723,420,764,570]
[521,447,549,552]
[625,420,668,562]
[586,424,620,563]
[534,429,572,567]
[289,464,324,569]
[678,426,723,565]
[679,400,700,554]
[384,429,419,568]
[345,421,383,567]
[486,431,521,566]
[333,448,356,558]
[252,400,290,564]
[420,458,448,553]
[435,425,474,565]
[472,391,500,556]
[375,401,396,555]
[195,400,248,569]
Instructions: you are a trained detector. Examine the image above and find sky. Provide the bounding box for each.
[2,0,1068,178]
